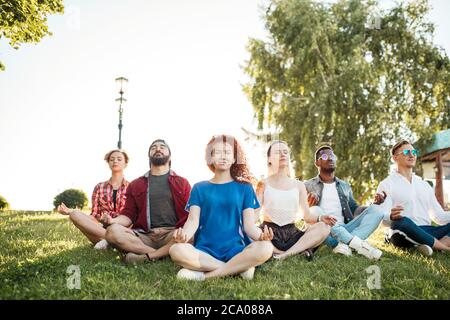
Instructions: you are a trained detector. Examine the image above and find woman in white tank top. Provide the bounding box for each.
[256,141,330,260]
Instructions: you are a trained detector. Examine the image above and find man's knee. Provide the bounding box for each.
[391,216,415,231]
[105,224,125,244]
[368,206,385,221]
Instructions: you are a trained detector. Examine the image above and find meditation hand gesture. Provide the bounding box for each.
[173,228,189,243]
[372,191,387,205]
[98,212,113,226]
[259,225,274,241]
[307,193,319,207]
[320,214,337,226]
[390,206,403,221]
[57,203,74,215]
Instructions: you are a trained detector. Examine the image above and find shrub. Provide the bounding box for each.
[53,189,88,210]
[0,195,9,210]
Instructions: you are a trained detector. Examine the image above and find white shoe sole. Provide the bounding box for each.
[416,244,433,257]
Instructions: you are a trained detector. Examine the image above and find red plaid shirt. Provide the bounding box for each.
[91,179,130,218]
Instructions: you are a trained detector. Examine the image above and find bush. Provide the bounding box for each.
[53,189,88,210]
[0,195,9,210]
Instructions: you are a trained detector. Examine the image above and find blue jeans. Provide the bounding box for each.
[390,216,450,248]
[312,205,384,248]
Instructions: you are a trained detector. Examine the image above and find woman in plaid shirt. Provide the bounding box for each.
[57,149,130,249]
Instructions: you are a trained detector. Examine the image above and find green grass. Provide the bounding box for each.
[0,210,449,300]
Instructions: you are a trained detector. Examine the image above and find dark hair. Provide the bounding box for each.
[315,145,333,160]
[148,139,171,157]
[148,139,171,167]
[104,149,129,163]
[391,140,411,156]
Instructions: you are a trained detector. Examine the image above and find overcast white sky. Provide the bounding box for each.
[1,0,449,210]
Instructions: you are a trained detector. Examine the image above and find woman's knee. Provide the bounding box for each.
[169,243,191,263]
[309,206,324,218]
[252,241,273,262]
[317,221,331,237]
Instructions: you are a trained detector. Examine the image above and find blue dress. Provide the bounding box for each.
[186,180,260,262]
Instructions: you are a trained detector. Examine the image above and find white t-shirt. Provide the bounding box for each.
[319,182,344,224]
[377,170,450,226]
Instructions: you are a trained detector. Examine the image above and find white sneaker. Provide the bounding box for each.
[93,239,109,250]
[176,268,205,281]
[416,244,433,257]
[349,236,382,260]
[332,243,352,256]
[240,267,255,280]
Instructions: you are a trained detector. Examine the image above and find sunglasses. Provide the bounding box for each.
[317,153,337,161]
[397,149,418,157]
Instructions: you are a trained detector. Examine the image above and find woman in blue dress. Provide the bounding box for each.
[169,135,274,281]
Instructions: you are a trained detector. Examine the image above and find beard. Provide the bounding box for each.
[322,166,336,174]
[150,154,170,166]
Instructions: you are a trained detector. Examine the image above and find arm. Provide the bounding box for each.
[254,180,265,224]
[428,185,450,225]
[90,184,101,218]
[299,181,316,224]
[243,208,273,241]
[377,181,394,221]
[113,184,137,227]
[174,205,200,243]
[347,187,360,215]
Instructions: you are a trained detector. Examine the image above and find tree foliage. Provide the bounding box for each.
[0,194,9,210]
[243,0,450,202]
[53,189,88,210]
[0,0,64,70]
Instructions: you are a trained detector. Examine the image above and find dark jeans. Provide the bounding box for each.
[389,217,450,248]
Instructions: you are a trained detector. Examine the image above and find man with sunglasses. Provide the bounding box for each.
[376,140,450,256]
[304,145,385,260]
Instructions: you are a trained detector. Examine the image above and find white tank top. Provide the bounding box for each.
[261,183,300,226]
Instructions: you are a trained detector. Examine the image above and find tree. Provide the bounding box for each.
[0,194,9,210]
[53,189,88,210]
[243,0,450,202]
[0,0,64,71]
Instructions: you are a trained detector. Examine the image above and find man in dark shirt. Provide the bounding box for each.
[100,139,191,263]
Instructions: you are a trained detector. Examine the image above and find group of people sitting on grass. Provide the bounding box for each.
[57,136,450,281]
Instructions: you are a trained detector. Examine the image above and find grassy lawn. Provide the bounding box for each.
[0,210,449,300]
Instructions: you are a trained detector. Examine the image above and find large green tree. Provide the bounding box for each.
[0,0,64,71]
[244,0,450,202]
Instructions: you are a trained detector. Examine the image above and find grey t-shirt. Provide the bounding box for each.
[149,172,178,228]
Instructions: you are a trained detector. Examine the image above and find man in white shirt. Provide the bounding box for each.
[305,145,385,260]
[377,140,450,256]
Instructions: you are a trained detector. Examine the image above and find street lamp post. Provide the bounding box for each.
[115,77,128,149]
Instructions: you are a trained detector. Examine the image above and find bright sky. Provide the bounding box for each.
[1,0,449,210]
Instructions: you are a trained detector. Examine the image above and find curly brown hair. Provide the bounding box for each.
[104,149,129,164]
[205,135,255,185]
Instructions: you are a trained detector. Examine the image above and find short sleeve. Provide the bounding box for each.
[185,183,201,211]
[243,184,260,210]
